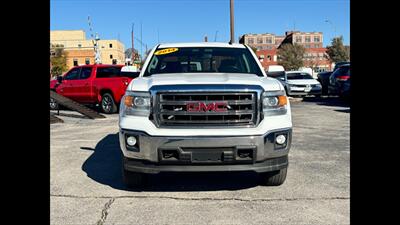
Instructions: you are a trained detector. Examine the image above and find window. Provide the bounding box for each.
[120,71,140,78]
[112,59,117,64]
[314,36,320,42]
[295,36,302,43]
[64,68,80,80]
[110,54,113,59]
[96,66,122,78]
[287,72,313,80]
[109,43,113,48]
[267,55,272,61]
[266,37,272,44]
[73,59,78,66]
[144,47,264,77]
[79,67,93,79]
[85,58,90,65]
[247,38,254,44]
[257,37,263,44]
[78,44,82,48]
[305,44,310,48]
[305,36,311,43]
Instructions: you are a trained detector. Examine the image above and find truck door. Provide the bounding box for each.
[57,67,81,100]
[75,67,94,103]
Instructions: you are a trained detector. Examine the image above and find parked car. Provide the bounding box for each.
[50,64,135,113]
[269,70,321,97]
[317,62,350,95]
[119,42,292,187]
[333,61,350,71]
[339,77,350,99]
[328,64,350,96]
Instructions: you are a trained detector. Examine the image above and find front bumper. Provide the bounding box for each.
[119,128,292,174]
[287,86,322,96]
[123,155,288,174]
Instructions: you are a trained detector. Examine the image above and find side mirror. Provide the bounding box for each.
[57,76,63,83]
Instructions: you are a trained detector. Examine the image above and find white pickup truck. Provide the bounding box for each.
[119,42,292,187]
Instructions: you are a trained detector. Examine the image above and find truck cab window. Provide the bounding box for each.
[80,67,93,79]
[64,68,80,80]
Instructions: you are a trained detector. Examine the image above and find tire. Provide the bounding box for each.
[259,167,287,186]
[101,93,117,114]
[50,97,59,110]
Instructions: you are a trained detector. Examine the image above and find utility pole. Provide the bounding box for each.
[229,0,235,44]
[204,35,208,42]
[131,23,135,65]
[325,19,336,39]
[140,21,143,62]
[88,15,101,64]
[214,30,218,42]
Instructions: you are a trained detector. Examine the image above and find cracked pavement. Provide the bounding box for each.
[50,97,350,225]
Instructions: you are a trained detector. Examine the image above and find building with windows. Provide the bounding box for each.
[279,31,323,49]
[50,30,125,69]
[239,33,283,51]
[240,31,332,72]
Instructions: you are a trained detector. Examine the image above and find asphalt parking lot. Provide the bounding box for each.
[50,97,350,225]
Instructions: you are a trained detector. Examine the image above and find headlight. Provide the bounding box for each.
[262,90,287,116]
[121,91,151,116]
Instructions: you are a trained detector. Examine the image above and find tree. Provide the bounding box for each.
[277,43,305,70]
[50,44,67,77]
[326,36,349,63]
[249,46,258,55]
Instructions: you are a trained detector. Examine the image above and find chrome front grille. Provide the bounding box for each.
[153,92,257,127]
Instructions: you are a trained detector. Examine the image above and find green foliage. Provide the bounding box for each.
[277,43,305,70]
[326,36,349,63]
[50,46,67,77]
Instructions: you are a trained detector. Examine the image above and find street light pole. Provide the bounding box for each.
[230,0,235,44]
[325,19,336,39]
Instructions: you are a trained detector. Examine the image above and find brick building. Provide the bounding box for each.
[240,31,332,72]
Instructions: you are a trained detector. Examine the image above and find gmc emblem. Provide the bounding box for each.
[186,102,228,112]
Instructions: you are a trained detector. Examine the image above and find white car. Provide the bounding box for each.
[119,42,292,187]
[269,70,322,97]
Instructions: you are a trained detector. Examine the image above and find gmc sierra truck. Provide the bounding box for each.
[119,42,292,187]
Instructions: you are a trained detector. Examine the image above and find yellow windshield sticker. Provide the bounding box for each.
[154,48,179,55]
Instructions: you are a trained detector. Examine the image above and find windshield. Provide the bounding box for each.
[267,71,285,80]
[287,72,314,80]
[143,47,263,77]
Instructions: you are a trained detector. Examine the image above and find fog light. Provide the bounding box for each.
[276,134,286,145]
[126,136,137,146]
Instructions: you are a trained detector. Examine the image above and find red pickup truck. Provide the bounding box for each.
[50,64,139,113]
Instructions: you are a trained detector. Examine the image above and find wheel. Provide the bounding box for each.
[259,167,287,186]
[101,93,117,114]
[50,97,59,110]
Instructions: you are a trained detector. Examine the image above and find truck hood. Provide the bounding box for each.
[287,79,320,85]
[127,73,283,92]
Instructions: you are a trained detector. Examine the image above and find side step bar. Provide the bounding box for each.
[50,90,105,119]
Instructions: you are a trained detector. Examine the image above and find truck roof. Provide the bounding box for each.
[158,42,246,49]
